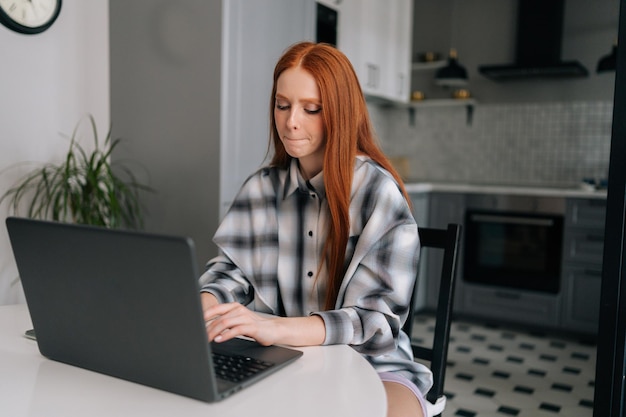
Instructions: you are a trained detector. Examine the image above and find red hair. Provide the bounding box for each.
[269,42,410,310]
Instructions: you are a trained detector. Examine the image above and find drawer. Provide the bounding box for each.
[461,284,560,327]
[563,229,605,265]
[561,265,602,334]
[566,199,607,229]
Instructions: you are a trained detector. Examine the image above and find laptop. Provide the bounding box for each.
[5,216,303,402]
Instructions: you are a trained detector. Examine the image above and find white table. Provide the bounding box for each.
[0,304,386,417]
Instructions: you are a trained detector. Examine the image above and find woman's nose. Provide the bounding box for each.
[286,110,299,130]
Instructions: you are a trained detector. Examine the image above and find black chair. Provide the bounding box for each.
[403,223,462,417]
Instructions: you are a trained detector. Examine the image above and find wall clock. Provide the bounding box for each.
[0,0,62,35]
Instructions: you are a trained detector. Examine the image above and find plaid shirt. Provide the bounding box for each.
[199,156,433,393]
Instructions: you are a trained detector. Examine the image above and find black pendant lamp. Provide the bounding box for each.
[435,48,468,87]
[597,42,617,73]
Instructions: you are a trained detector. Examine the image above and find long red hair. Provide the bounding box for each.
[269,42,410,310]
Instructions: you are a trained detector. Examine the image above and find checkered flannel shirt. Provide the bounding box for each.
[199,156,433,393]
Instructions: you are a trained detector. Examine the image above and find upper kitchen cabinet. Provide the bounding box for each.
[327,0,413,103]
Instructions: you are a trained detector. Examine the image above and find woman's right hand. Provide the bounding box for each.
[201,298,326,347]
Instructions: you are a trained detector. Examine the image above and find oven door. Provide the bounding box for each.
[463,209,564,293]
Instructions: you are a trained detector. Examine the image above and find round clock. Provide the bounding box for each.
[0,0,62,35]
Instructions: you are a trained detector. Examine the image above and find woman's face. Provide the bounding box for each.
[274,66,325,180]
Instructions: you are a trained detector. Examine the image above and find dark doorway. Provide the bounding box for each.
[594,0,626,415]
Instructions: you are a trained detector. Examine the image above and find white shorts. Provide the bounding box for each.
[378,371,429,417]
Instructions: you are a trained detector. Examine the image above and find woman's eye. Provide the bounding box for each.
[275,102,289,111]
[305,107,322,115]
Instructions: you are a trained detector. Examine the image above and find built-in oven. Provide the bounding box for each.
[463,196,565,294]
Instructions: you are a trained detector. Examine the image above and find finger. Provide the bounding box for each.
[209,313,248,338]
[214,320,260,343]
[209,322,246,343]
[205,310,244,340]
[203,302,239,321]
[214,327,239,343]
[208,311,255,342]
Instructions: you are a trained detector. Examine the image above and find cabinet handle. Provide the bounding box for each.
[589,200,607,208]
[366,63,376,88]
[373,64,379,88]
[366,64,376,88]
[470,213,555,226]
[585,234,605,243]
[495,291,521,300]
[366,63,379,89]
[397,73,405,97]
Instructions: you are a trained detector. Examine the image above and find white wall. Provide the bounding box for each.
[0,1,110,305]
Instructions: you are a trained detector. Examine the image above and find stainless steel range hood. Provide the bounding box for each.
[479,0,588,81]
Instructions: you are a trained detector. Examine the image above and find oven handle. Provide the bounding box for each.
[469,214,556,226]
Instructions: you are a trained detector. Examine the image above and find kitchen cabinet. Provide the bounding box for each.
[457,194,564,328]
[460,280,563,328]
[410,192,430,310]
[389,0,413,102]
[427,192,465,230]
[336,0,413,103]
[419,192,466,312]
[408,186,606,336]
[560,198,606,335]
[411,192,430,228]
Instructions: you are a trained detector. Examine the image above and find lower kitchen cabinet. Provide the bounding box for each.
[410,193,429,311]
[413,192,466,312]
[427,192,466,229]
[409,189,606,336]
[561,265,603,333]
[560,198,606,335]
[460,285,561,327]
[410,192,430,228]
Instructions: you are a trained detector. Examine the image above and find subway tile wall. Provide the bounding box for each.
[370,101,613,187]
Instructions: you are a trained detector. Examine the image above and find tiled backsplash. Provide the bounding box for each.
[370,101,613,187]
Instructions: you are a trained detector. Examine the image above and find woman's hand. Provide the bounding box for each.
[204,302,279,345]
[203,302,326,347]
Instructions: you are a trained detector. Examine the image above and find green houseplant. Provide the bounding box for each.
[1,114,151,229]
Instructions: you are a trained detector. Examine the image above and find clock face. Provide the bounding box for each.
[0,0,62,34]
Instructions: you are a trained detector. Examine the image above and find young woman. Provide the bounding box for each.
[199,41,431,417]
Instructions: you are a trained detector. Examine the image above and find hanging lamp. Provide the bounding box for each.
[435,48,468,87]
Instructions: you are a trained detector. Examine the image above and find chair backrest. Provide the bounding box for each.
[403,223,462,416]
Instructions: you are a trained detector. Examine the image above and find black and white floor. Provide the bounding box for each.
[411,314,596,417]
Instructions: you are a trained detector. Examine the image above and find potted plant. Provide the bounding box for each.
[1,114,152,229]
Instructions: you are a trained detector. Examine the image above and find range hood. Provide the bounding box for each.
[479,0,589,81]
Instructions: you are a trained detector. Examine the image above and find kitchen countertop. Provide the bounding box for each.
[404,181,608,199]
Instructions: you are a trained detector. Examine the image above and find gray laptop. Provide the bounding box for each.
[6,217,302,402]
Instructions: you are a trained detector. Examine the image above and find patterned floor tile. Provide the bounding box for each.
[412,314,596,417]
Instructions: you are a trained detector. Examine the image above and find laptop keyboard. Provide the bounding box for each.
[212,352,274,383]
